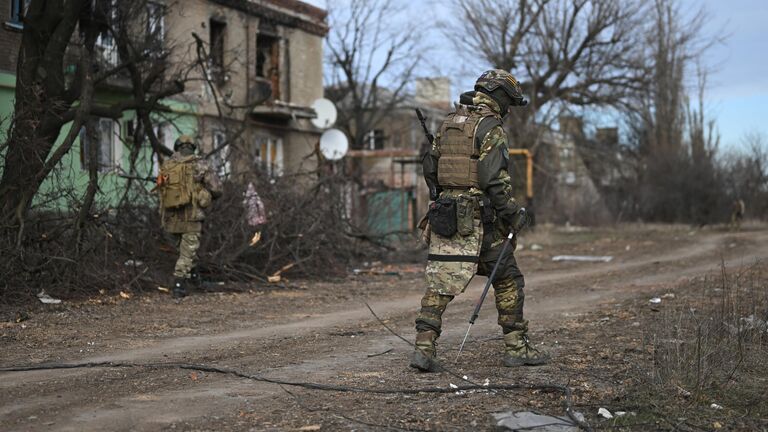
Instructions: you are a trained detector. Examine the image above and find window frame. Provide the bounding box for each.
[254,135,283,177]
[209,18,227,84]
[365,129,386,151]
[212,130,231,179]
[80,118,122,173]
[7,0,30,29]
[255,33,281,100]
[146,1,166,53]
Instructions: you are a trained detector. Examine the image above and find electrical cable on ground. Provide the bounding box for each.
[1,358,592,429]
[0,306,593,432]
[363,302,592,431]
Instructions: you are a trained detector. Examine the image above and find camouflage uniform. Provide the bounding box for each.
[412,71,547,370]
[161,148,223,295]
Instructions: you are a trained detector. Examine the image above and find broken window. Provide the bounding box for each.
[256,33,280,100]
[211,130,231,178]
[147,2,165,48]
[81,118,121,173]
[209,19,226,84]
[92,0,119,66]
[8,0,30,27]
[254,135,283,176]
[150,122,176,176]
[366,129,386,150]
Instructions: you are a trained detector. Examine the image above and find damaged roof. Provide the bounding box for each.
[209,0,328,36]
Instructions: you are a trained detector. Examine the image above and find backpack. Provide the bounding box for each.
[157,157,197,209]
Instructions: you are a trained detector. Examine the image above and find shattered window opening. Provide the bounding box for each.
[209,19,226,84]
[256,33,280,100]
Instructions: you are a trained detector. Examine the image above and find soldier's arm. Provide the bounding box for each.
[477,125,520,221]
[422,133,442,201]
[198,161,224,199]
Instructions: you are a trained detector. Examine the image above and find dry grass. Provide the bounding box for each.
[619,261,768,430]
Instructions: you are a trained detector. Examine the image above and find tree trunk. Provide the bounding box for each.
[0,0,86,228]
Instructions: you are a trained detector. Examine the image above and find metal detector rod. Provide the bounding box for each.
[455,227,518,362]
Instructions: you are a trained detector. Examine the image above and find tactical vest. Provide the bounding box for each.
[158,156,198,209]
[437,108,500,189]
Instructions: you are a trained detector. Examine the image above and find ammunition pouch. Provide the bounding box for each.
[456,195,477,236]
[428,198,457,238]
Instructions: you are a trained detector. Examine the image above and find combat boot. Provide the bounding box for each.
[172,277,188,299]
[409,330,440,372]
[502,331,550,367]
[189,267,202,289]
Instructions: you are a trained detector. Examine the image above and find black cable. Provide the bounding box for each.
[0,310,593,431]
[0,360,568,396]
[363,302,592,432]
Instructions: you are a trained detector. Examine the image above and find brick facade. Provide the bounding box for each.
[0,0,22,73]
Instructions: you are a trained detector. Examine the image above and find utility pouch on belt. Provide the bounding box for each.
[428,198,457,238]
[456,196,475,236]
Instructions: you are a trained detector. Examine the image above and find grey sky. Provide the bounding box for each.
[309,0,767,150]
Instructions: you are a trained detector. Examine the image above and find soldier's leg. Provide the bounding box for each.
[494,275,549,366]
[481,238,549,367]
[173,232,201,298]
[411,288,454,372]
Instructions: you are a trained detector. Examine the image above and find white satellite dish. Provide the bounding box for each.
[310,98,337,129]
[319,128,348,161]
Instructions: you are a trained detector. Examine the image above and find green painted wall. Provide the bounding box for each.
[0,71,199,211]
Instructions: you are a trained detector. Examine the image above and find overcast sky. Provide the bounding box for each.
[308,0,767,151]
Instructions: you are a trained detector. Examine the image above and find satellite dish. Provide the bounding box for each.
[319,128,348,161]
[310,98,337,129]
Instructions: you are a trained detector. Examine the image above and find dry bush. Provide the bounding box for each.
[0,167,389,307]
[647,262,768,421]
[198,169,381,281]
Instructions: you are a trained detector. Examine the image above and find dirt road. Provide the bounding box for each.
[1,225,766,431]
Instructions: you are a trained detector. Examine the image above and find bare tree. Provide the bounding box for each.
[450,0,647,147]
[626,0,716,159]
[0,0,186,236]
[325,0,420,151]
[623,0,724,223]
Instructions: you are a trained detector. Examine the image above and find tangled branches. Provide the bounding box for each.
[0,166,387,306]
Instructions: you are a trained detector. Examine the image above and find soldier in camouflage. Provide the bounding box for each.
[410,70,549,371]
[159,135,223,298]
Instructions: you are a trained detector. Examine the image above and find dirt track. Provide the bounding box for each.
[1,225,766,431]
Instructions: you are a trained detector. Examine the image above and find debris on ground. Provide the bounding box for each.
[268,263,296,283]
[552,255,613,263]
[649,297,662,304]
[123,259,144,266]
[493,411,580,431]
[119,291,132,300]
[711,403,723,410]
[249,231,262,247]
[37,290,62,305]
[660,293,676,299]
[530,244,543,251]
[597,407,613,419]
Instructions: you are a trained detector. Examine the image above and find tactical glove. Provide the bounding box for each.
[502,208,529,234]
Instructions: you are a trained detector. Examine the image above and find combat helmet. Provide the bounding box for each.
[174,134,196,151]
[474,69,528,109]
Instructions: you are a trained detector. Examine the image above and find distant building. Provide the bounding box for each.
[534,115,615,225]
[340,77,452,236]
[167,0,328,179]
